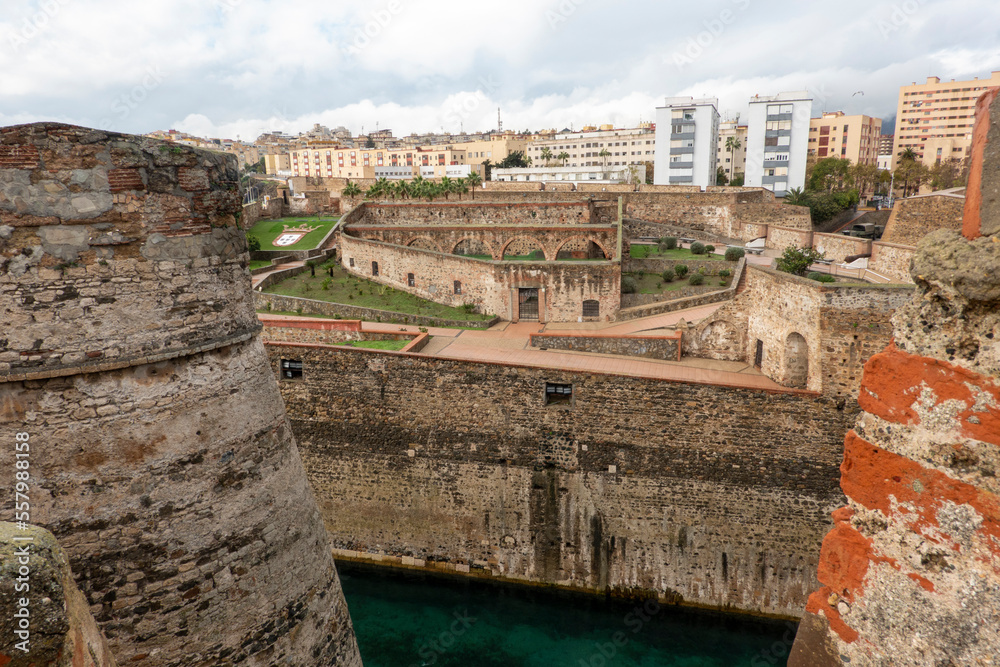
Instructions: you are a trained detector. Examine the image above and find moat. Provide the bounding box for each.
[338,562,795,667]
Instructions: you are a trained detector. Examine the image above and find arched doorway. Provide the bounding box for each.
[784,332,809,388]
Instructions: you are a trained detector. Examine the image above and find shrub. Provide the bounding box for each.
[664,237,678,250]
[321,277,331,291]
[719,280,727,286]
[461,303,477,314]
[698,266,706,275]
[657,242,670,253]
[247,235,261,252]
[724,247,745,262]
[688,274,705,286]
[705,244,716,254]
[674,264,689,278]
[621,276,638,294]
[690,241,706,255]
[777,247,825,276]
[808,272,836,283]
[719,268,731,278]
[661,268,675,282]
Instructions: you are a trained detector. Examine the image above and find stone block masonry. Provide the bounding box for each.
[0,523,116,666]
[0,123,361,666]
[529,331,682,361]
[266,344,859,619]
[789,86,1000,666]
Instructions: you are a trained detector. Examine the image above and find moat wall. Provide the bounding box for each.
[266,344,856,618]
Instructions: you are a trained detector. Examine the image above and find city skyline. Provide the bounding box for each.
[2,0,998,141]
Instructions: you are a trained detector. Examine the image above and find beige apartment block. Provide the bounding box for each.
[264,153,291,175]
[807,112,882,166]
[716,120,748,182]
[891,71,1000,169]
[525,125,656,169]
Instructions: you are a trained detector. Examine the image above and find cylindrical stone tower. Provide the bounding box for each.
[0,123,361,665]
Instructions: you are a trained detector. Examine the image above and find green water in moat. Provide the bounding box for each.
[337,563,795,667]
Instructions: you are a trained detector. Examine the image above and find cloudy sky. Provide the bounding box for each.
[2,0,998,141]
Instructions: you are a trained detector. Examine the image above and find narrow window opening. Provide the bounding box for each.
[349,257,355,267]
[454,280,462,295]
[407,272,415,287]
[280,359,303,380]
[582,300,600,318]
[545,382,573,406]
[372,261,379,276]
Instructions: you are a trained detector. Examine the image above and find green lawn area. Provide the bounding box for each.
[627,271,732,295]
[249,260,273,270]
[262,259,495,322]
[248,216,340,252]
[335,340,409,351]
[629,245,726,261]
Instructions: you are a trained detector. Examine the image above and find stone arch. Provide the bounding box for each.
[554,236,611,260]
[405,236,442,253]
[501,235,549,261]
[451,237,497,259]
[694,319,743,361]
[784,332,809,388]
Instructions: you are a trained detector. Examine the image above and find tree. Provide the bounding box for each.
[929,158,962,190]
[466,170,483,199]
[716,166,728,186]
[807,157,852,193]
[497,151,530,169]
[598,148,611,177]
[557,151,570,166]
[439,176,453,200]
[784,187,808,206]
[540,147,553,165]
[342,181,362,198]
[776,246,825,276]
[643,161,654,184]
[729,172,744,187]
[894,153,930,197]
[848,163,880,198]
[725,135,742,182]
[481,159,493,182]
[454,177,468,200]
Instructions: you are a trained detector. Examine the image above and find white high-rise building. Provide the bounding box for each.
[745,92,812,196]
[654,97,720,188]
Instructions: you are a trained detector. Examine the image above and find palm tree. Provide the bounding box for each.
[785,187,808,206]
[454,177,468,200]
[557,151,570,166]
[466,171,482,200]
[342,181,362,198]
[598,149,611,177]
[540,147,553,166]
[439,176,453,200]
[725,136,742,182]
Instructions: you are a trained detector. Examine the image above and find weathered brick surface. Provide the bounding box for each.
[813,233,871,262]
[0,123,361,666]
[868,241,916,283]
[529,332,681,360]
[790,88,1000,667]
[267,344,855,618]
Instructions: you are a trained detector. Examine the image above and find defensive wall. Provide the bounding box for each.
[264,341,855,619]
[682,265,913,398]
[790,87,1000,666]
[337,233,620,322]
[0,123,361,666]
[881,190,965,246]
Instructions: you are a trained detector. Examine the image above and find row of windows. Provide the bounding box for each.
[530,140,654,151]
[349,258,463,294]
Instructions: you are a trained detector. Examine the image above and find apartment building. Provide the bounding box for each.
[891,71,1000,169]
[745,91,812,196]
[654,97,720,188]
[264,153,292,176]
[492,164,645,184]
[878,134,894,156]
[807,112,882,166]
[716,120,748,183]
[524,124,656,169]
[289,145,473,179]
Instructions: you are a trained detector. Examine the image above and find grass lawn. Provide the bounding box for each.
[627,271,732,295]
[249,260,273,270]
[629,245,726,261]
[335,340,409,351]
[262,259,495,322]
[248,216,340,252]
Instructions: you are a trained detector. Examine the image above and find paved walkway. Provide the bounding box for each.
[251,261,305,289]
[269,302,791,392]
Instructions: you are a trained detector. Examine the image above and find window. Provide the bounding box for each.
[280,359,303,380]
[582,300,599,318]
[372,261,379,276]
[407,272,415,287]
[545,382,573,406]
[454,280,462,295]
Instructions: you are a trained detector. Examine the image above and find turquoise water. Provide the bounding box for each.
[337,563,795,667]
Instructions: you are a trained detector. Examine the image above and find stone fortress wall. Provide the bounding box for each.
[266,342,855,619]
[0,124,361,666]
